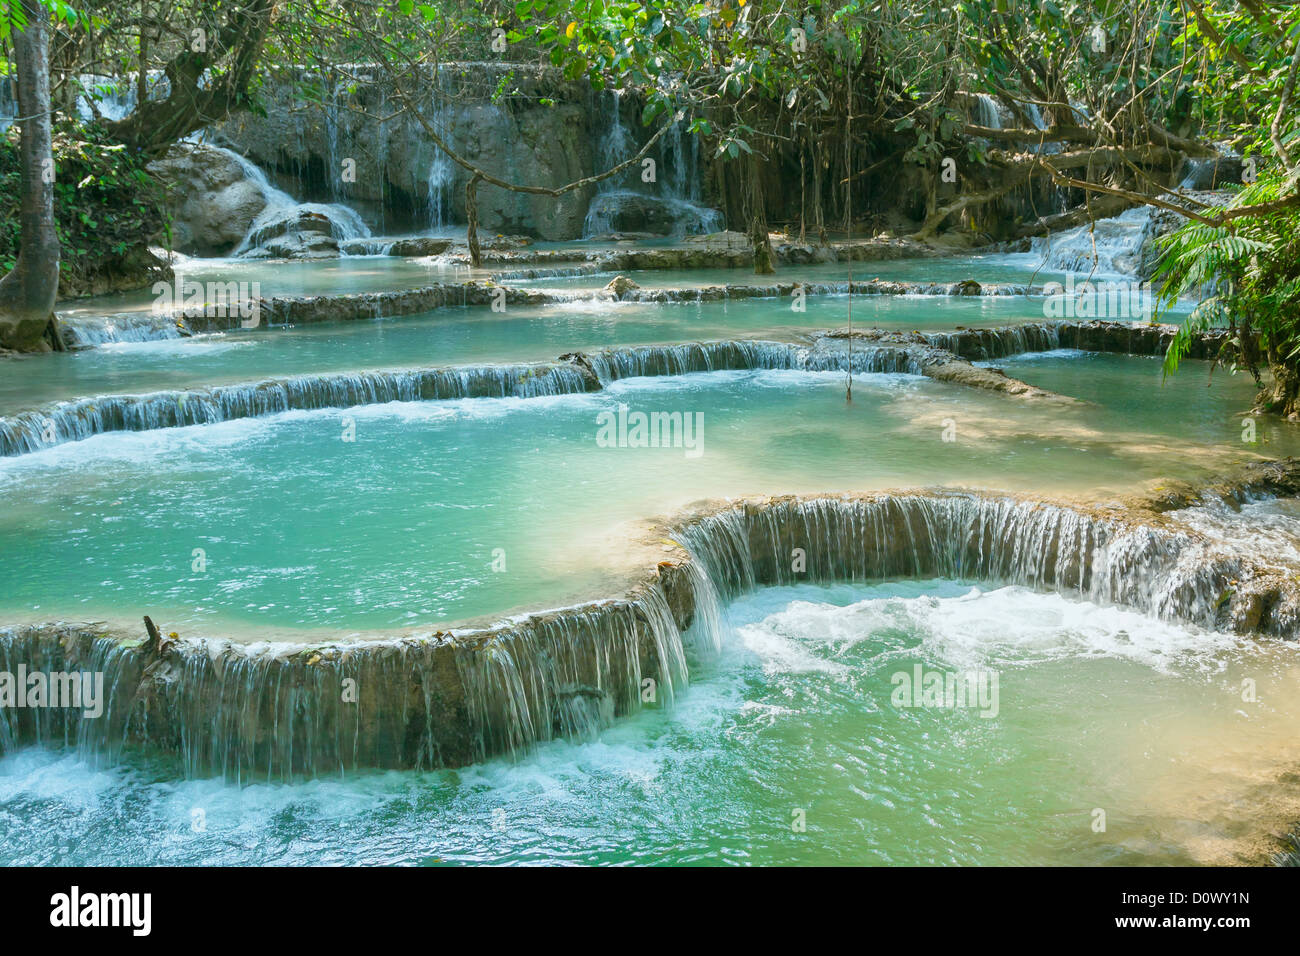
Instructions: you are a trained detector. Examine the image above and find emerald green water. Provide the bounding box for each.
[3,581,1298,865]
[58,255,479,320]
[5,242,1300,868]
[1,357,1292,636]
[11,295,1055,413]
[508,252,1098,290]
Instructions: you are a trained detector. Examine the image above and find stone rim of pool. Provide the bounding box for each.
[4,460,1298,789]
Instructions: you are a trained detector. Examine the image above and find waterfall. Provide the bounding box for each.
[492,263,603,281]
[16,317,1227,458]
[0,581,691,780]
[0,340,924,456]
[211,146,371,255]
[597,90,637,187]
[1029,206,1155,275]
[58,312,187,348]
[426,67,456,231]
[969,94,1002,130]
[2,485,1290,779]
[0,361,598,457]
[585,340,923,381]
[74,72,170,124]
[585,341,806,380]
[458,589,689,763]
[673,493,1251,630]
[0,76,14,133]
[1179,155,1239,190]
[427,151,454,232]
[324,75,343,205]
[922,323,1063,359]
[22,321,1170,457]
[582,90,723,238]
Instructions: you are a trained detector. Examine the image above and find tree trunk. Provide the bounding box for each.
[1259,360,1300,420]
[103,0,276,154]
[747,154,775,274]
[0,0,61,353]
[466,173,483,269]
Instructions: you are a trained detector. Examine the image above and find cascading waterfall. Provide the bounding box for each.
[492,263,603,281]
[74,71,170,124]
[1030,205,1155,275]
[324,74,343,206]
[2,487,1287,779]
[19,317,1219,457]
[584,339,923,381]
[0,340,913,456]
[0,361,598,457]
[922,323,1063,359]
[0,76,14,133]
[1179,154,1239,190]
[584,340,806,380]
[582,89,723,238]
[0,582,692,780]
[16,317,1226,456]
[217,145,371,255]
[426,67,456,232]
[968,93,1003,130]
[55,275,1055,353]
[673,493,1248,630]
[58,312,188,348]
[458,590,690,763]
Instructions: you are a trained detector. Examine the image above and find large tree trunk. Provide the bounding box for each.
[103,0,277,154]
[1259,359,1300,420]
[0,0,61,352]
[747,154,775,275]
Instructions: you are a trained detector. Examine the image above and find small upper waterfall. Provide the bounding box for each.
[582,90,723,238]
[219,146,371,255]
[76,72,170,124]
[57,312,187,348]
[423,66,457,232]
[1029,205,1155,275]
[969,93,1002,129]
[0,76,14,133]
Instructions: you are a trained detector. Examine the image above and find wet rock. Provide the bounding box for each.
[146,143,268,256]
[776,241,837,264]
[682,230,751,252]
[340,236,454,257]
[218,68,598,240]
[588,231,660,242]
[249,230,341,260]
[603,275,640,297]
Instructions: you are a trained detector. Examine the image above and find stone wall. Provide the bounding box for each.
[216,65,603,240]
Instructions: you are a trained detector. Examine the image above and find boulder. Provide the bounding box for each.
[776,241,837,264]
[247,228,341,260]
[147,143,268,256]
[603,275,640,297]
[387,237,455,257]
[683,230,751,251]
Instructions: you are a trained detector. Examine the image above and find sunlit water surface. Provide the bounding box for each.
[2,582,1298,866]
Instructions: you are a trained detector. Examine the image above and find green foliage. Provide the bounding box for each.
[1155,173,1300,386]
[0,120,168,295]
[1147,2,1300,400]
[0,0,77,41]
